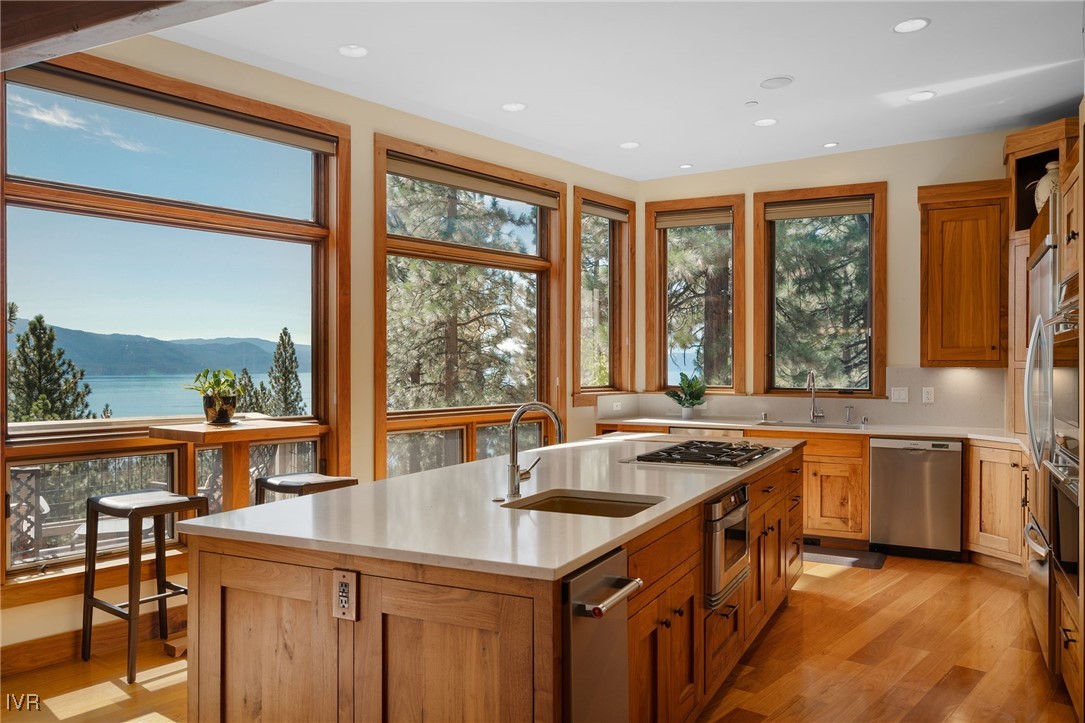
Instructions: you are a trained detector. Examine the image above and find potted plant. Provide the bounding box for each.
[185,368,244,425]
[665,372,707,419]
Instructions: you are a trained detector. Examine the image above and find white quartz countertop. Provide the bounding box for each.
[603,415,1026,448]
[178,435,802,580]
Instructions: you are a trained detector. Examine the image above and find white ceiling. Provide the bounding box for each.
[156,1,1085,181]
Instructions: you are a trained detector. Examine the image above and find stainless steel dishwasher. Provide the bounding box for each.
[869,438,964,561]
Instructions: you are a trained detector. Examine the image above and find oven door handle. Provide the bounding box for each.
[1024,316,1045,463]
[1044,460,1080,504]
[1023,521,1050,558]
[720,503,749,528]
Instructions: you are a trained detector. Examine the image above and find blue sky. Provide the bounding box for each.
[5,82,316,344]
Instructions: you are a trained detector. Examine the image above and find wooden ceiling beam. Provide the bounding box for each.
[1,1,264,72]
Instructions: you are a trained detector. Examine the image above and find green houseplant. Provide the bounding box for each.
[185,368,244,424]
[665,372,707,419]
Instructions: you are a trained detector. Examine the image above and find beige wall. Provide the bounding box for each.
[2,36,1019,647]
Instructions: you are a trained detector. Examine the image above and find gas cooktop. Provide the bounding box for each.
[633,440,777,468]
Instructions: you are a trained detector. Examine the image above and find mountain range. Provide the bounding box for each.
[6,319,312,376]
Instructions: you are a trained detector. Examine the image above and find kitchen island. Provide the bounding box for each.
[179,434,804,722]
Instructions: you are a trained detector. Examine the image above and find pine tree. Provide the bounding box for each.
[267,328,305,416]
[6,302,16,333]
[8,314,94,422]
[236,367,271,414]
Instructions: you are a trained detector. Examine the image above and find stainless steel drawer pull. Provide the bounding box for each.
[580,577,643,619]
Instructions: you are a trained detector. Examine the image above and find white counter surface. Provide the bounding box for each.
[603,415,1027,449]
[178,435,801,581]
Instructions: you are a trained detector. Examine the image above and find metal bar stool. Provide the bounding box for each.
[81,489,209,684]
[255,472,358,504]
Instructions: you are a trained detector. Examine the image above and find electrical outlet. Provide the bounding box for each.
[612,400,623,412]
[891,387,909,403]
[922,387,935,404]
[332,569,359,621]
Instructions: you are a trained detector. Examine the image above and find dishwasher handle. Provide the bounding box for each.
[578,577,643,619]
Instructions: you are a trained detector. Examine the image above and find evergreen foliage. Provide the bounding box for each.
[236,367,272,415]
[7,314,95,422]
[268,327,306,416]
[579,213,611,387]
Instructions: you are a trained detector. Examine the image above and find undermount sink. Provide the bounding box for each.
[758,421,863,430]
[502,489,664,518]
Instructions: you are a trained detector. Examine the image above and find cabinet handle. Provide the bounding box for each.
[812,471,818,477]
[719,604,738,620]
[762,486,777,494]
[661,618,672,629]
[1061,627,1077,649]
[673,608,685,617]
[1010,462,1019,469]
[1068,230,1079,243]
[790,468,801,474]
[791,495,802,503]
[761,530,769,538]
[767,525,776,533]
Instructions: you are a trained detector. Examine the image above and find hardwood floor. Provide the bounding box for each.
[0,557,1074,722]
[700,557,1077,722]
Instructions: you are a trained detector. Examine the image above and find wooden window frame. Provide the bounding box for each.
[644,194,746,393]
[0,53,351,588]
[374,135,566,480]
[752,182,887,398]
[571,187,635,406]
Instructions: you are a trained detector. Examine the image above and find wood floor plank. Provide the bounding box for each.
[898,664,986,722]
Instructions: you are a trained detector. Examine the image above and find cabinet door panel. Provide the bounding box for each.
[805,460,866,536]
[967,447,1025,560]
[704,583,745,696]
[745,512,766,636]
[197,553,342,723]
[359,576,533,722]
[765,500,787,611]
[785,526,804,590]
[1061,170,1079,282]
[629,595,664,723]
[667,568,701,723]
[922,201,1006,366]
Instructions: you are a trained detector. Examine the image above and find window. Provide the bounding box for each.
[572,188,634,403]
[376,136,564,479]
[645,195,746,392]
[753,183,887,396]
[2,55,350,577]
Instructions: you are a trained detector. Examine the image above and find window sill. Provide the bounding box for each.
[572,390,631,407]
[2,546,188,609]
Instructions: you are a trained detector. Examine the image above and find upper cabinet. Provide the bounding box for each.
[1003,118,1079,243]
[918,180,1010,367]
[1060,146,1080,284]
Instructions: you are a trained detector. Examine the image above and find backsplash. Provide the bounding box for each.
[597,367,1006,430]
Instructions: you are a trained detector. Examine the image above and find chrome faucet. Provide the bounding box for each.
[806,371,825,423]
[507,401,565,499]
[844,405,855,425]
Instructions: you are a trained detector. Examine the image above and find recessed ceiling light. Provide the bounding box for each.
[893,17,931,34]
[338,44,368,58]
[907,90,937,102]
[823,142,839,148]
[759,76,794,90]
[744,100,760,108]
[501,102,527,112]
[679,164,693,169]
[753,118,778,127]
[618,141,640,150]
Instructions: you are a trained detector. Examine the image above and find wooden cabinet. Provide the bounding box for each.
[918,180,1010,368]
[358,576,534,721]
[785,475,804,590]
[628,566,701,723]
[966,442,1026,563]
[746,478,788,639]
[1057,577,1083,719]
[1004,117,1079,239]
[804,459,866,538]
[1061,157,1080,283]
[703,581,744,697]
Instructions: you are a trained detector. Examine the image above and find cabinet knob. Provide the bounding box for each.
[1068,230,1079,243]
[661,618,672,629]
[767,525,776,533]
[673,607,685,617]
[761,530,770,538]
[1010,462,1019,468]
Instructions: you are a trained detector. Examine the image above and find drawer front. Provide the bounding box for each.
[1060,596,1083,718]
[786,477,803,533]
[704,580,745,695]
[749,466,789,510]
[629,515,701,592]
[752,431,865,459]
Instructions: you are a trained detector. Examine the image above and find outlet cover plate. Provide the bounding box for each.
[922,387,935,404]
[891,387,909,403]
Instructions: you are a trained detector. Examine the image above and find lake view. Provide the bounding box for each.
[84,373,314,418]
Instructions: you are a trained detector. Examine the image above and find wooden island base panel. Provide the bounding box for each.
[180,437,805,722]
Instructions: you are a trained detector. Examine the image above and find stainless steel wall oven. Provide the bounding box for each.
[705,485,749,608]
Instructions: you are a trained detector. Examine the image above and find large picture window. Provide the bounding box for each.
[2,56,350,580]
[376,137,563,479]
[645,195,746,393]
[572,188,634,403]
[753,183,887,396]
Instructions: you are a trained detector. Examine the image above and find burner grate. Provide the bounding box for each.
[635,440,776,468]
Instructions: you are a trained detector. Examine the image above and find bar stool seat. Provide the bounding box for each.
[81,489,208,684]
[255,472,358,504]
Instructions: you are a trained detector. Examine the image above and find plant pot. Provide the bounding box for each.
[681,406,695,420]
[203,395,237,424]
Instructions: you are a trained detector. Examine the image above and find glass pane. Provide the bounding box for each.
[476,422,541,460]
[386,256,537,411]
[387,173,539,255]
[198,440,316,513]
[7,453,173,570]
[772,213,872,390]
[386,430,463,478]
[580,214,612,387]
[5,82,315,220]
[665,224,734,387]
[6,207,314,423]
